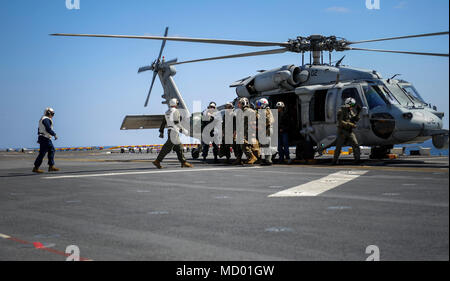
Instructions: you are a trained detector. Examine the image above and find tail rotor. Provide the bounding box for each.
[140,27,169,107]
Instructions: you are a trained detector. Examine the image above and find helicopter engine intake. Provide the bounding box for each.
[254,65,302,92]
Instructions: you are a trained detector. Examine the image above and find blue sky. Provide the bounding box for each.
[0,0,448,148]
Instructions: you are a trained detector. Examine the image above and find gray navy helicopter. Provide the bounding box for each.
[51,28,449,160]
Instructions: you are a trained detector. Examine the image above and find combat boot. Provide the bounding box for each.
[181,162,193,168]
[48,166,60,172]
[261,157,272,166]
[232,158,242,165]
[153,160,162,169]
[32,167,44,173]
[246,155,258,165]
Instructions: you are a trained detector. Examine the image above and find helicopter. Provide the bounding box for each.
[51,28,449,160]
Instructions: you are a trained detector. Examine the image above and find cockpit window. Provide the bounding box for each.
[400,84,426,104]
[363,85,386,109]
[378,85,399,104]
[384,82,414,106]
[341,87,363,107]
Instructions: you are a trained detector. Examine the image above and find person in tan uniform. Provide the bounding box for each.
[234,97,259,165]
[332,97,361,165]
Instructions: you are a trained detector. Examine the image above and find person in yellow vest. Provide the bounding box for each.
[33,107,60,173]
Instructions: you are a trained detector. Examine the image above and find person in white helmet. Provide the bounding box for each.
[276,101,291,163]
[201,101,220,163]
[153,98,193,169]
[219,102,234,163]
[332,97,361,165]
[256,98,274,166]
[32,107,60,173]
[234,97,259,165]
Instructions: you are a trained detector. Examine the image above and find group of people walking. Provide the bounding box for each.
[32,96,361,172]
[152,97,293,169]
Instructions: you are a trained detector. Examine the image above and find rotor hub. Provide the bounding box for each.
[287,35,349,53]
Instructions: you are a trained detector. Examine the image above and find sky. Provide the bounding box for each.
[0,0,448,148]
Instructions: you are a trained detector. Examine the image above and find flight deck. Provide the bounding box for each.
[0,151,448,261]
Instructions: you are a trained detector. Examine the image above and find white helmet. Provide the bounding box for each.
[256,98,269,108]
[169,98,179,107]
[275,101,285,108]
[225,102,234,109]
[344,97,356,107]
[44,107,55,116]
[208,102,217,109]
[238,97,249,108]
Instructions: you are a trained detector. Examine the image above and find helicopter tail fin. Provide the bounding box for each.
[120,115,165,130]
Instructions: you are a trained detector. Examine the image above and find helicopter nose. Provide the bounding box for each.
[410,111,443,131]
[392,110,443,142]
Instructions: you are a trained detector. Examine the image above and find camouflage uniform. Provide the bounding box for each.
[201,108,220,161]
[333,105,361,163]
[240,106,259,164]
[230,109,244,165]
[258,107,275,165]
[219,109,234,162]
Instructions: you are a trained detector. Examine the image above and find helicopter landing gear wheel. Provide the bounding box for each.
[191,147,200,160]
[296,139,315,160]
[370,145,392,159]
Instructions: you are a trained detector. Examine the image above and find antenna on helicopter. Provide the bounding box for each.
[335,55,346,67]
[387,73,402,83]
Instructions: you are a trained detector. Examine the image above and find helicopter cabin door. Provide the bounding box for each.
[308,87,341,149]
[338,85,370,131]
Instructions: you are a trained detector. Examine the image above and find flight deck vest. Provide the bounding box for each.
[38,116,53,139]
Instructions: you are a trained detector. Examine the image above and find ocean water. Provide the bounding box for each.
[395,139,448,156]
[2,140,448,156]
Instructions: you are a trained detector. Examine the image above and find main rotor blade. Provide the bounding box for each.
[172,48,288,65]
[144,71,158,107]
[50,33,289,47]
[156,27,169,62]
[349,31,449,45]
[345,47,449,57]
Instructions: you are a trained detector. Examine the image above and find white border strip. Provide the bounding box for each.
[44,166,262,179]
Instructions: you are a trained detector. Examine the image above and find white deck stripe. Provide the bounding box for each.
[268,170,368,197]
[44,166,261,179]
[0,233,11,239]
